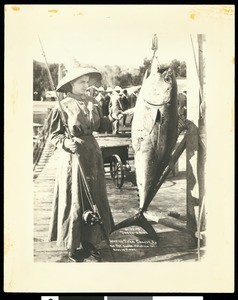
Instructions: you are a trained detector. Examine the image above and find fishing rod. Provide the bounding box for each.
[37,35,115,261]
[37,35,95,211]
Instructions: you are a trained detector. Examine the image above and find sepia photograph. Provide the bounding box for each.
[5,4,234,292]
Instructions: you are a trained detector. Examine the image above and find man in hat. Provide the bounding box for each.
[119,89,129,127]
[95,86,105,109]
[129,88,139,109]
[48,67,122,262]
[109,86,124,134]
[177,90,187,119]
[128,88,139,124]
[103,87,113,117]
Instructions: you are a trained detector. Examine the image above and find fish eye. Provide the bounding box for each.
[164,76,171,83]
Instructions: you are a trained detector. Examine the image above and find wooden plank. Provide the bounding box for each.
[33,132,201,262]
[159,216,187,232]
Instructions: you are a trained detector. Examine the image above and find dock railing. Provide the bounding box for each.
[33,108,53,170]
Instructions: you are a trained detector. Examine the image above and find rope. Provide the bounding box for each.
[151,34,161,68]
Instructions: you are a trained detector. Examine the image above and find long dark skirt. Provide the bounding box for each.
[48,135,114,251]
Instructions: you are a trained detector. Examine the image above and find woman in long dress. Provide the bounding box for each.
[48,67,122,262]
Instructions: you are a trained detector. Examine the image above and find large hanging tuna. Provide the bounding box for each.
[111,58,178,242]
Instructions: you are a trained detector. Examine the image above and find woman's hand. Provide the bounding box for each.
[116,113,124,120]
[112,110,124,120]
[64,139,77,153]
[122,108,135,115]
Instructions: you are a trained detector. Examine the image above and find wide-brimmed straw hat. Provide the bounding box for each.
[56,67,102,93]
[98,86,105,92]
[106,87,113,93]
[114,86,122,92]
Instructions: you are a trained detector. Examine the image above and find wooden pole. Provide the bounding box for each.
[186,35,200,234]
[186,34,206,259]
[197,34,207,240]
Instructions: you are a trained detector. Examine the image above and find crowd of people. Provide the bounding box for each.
[86,85,139,134]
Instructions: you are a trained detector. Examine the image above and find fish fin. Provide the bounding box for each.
[148,108,160,135]
[111,211,159,244]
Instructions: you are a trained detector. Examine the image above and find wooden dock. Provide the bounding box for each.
[34,133,204,263]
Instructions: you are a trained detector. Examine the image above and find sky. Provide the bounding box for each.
[6,4,232,69]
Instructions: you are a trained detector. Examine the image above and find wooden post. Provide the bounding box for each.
[186,34,206,234]
[197,34,206,234]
